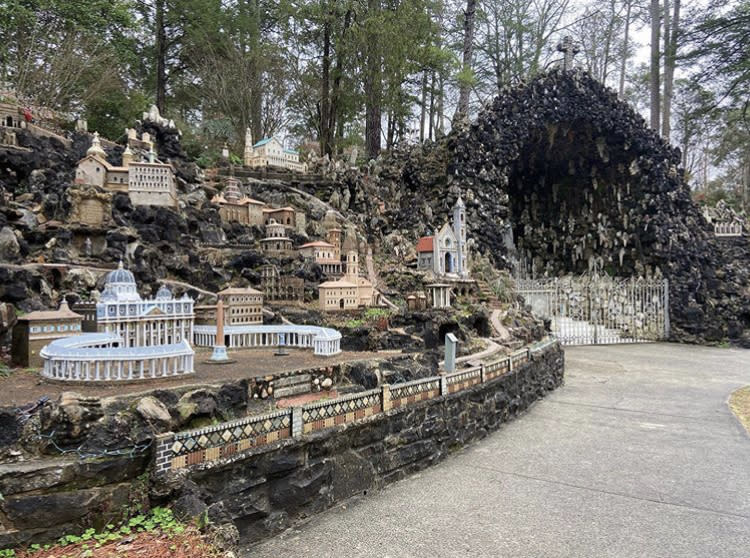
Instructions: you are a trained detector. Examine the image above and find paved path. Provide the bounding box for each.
[246,343,750,558]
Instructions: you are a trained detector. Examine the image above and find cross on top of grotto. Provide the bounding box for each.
[556,36,580,71]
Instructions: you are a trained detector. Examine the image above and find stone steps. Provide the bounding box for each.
[273,374,312,399]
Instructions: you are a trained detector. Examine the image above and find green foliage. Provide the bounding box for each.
[0,362,11,378]
[86,87,150,141]
[0,507,187,557]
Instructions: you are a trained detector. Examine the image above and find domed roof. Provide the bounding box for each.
[155,285,173,300]
[106,261,136,285]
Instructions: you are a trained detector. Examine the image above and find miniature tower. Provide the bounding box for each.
[243,128,254,166]
[122,145,133,167]
[87,132,106,159]
[345,250,359,279]
[452,196,467,277]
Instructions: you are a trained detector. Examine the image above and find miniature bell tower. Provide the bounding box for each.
[452,196,467,277]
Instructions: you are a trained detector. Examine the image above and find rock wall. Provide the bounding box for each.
[357,70,750,345]
[153,346,564,545]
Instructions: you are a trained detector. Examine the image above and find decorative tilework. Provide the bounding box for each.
[171,408,292,458]
[301,389,382,433]
[156,340,559,473]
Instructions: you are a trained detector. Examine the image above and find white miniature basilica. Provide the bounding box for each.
[40,262,196,382]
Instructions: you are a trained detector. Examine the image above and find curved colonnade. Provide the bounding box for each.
[193,324,342,356]
[40,333,195,382]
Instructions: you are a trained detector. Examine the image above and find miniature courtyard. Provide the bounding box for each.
[0,347,384,407]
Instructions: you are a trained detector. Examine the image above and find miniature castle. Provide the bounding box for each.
[75,132,177,208]
[244,128,305,172]
[416,197,469,277]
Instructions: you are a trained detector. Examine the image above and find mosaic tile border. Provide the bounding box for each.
[155,339,559,473]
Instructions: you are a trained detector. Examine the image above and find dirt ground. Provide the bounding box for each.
[0,348,389,408]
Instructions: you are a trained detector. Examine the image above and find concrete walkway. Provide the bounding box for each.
[246,343,750,558]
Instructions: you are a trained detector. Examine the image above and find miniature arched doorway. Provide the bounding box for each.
[5,116,13,127]
[339,298,345,309]
[444,252,453,273]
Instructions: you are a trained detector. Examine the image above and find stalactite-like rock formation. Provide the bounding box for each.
[369,69,750,344]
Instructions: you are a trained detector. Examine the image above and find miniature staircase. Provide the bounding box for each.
[476,280,503,309]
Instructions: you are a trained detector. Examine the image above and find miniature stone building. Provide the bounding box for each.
[75,133,177,208]
[12,301,83,368]
[211,177,265,226]
[263,207,297,228]
[319,250,376,311]
[416,197,468,277]
[244,130,304,172]
[0,102,23,129]
[40,263,195,382]
[298,241,342,275]
[218,287,263,325]
[96,262,194,346]
[406,292,428,311]
[260,264,304,302]
[426,283,452,308]
[260,219,294,255]
[703,201,746,237]
[67,185,113,227]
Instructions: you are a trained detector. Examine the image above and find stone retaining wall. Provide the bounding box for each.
[0,343,563,549]
[158,342,564,544]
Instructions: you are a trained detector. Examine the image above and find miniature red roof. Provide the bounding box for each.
[416,236,434,253]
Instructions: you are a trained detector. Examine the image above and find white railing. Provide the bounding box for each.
[714,222,744,237]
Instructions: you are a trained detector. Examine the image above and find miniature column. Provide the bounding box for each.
[444,333,458,373]
[209,300,230,362]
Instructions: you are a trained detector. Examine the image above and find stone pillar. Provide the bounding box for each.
[210,300,229,362]
[381,383,392,412]
[291,407,303,439]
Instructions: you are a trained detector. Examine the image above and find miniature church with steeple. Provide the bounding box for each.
[416,197,469,278]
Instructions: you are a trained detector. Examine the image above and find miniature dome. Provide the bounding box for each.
[103,261,141,302]
[106,261,136,285]
[155,285,173,300]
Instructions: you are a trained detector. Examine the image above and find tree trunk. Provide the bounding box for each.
[364,0,382,158]
[328,8,352,156]
[436,72,445,137]
[320,3,332,156]
[453,0,476,122]
[662,0,680,139]
[155,0,167,113]
[428,71,436,140]
[619,0,632,97]
[649,0,661,131]
[419,70,428,142]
